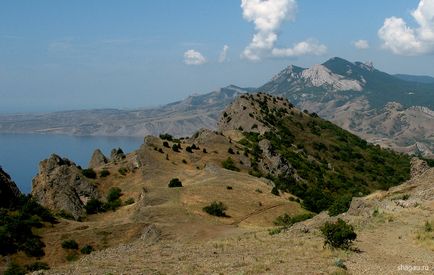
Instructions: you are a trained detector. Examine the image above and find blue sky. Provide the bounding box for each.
[1,0,433,113]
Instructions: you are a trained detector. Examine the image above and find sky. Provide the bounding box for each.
[1,0,434,113]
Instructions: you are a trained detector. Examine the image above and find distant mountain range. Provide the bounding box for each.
[0,57,433,157]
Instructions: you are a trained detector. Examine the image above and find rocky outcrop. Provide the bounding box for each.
[410,157,430,178]
[0,166,21,208]
[88,149,108,168]
[258,139,293,177]
[31,154,99,219]
[111,148,126,162]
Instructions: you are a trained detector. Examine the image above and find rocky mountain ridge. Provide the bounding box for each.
[0,166,21,208]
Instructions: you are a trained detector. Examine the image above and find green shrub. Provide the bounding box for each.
[84,198,106,214]
[168,178,182,188]
[172,143,180,152]
[82,168,97,179]
[228,148,235,154]
[203,201,228,217]
[202,148,207,153]
[80,245,94,255]
[320,219,357,249]
[22,237,45,257]
[159,133,173,141]
[226,186,233,190]
[99,170,110,177]
[105,199,122,211]
[222,157,240,171]
[58,210,75,220]
[25,262,50,272]
[186,146,193,153]
[273,213,314,227]
[425,221,433,232]
[328,195,353,216]
[107,187,122,202]
[271,186,279,196]
[61,239,79,250]
[163,141,170,148]
[118,167,128,176]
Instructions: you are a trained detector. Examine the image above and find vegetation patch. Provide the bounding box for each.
[82,168,97,179]
[168,178,183,188]
[321,219,357,249]
[0,196,56,258]
[222,157,240,172]
[203,201,228,217]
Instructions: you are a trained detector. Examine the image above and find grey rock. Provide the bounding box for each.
[31,154,99,219]
[88,149,108,168]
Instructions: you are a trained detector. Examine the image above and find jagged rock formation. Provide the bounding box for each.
[0,166,21,208]
[110,148,126,162]
[88,149,108,168]
[31,154,99,219]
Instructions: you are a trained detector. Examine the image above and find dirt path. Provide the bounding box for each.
[230,203,287,225]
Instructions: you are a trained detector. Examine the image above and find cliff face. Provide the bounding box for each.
[0,166,21,208]
[31,154,99,219]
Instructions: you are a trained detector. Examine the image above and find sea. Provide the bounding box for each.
[0,133,143,193]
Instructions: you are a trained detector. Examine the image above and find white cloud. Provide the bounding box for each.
[183,49,206,65]
[240,0,297,61]
[272,40,327,57]
[353,39,370,49]
[378,0,434,55]
[218,45,229,63]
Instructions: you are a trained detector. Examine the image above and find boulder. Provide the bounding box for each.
[31,154,99,219]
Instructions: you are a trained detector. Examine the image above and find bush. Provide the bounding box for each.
[320,219,357,249]
[328,195,353,216]
[172,143,180,152]
[228,148,235,154]
[203,201,228,217]
[107,187,122,202]
[159,133,173,141]
[222,157,240,172]
[118,167,128,176]
[84,198,106,214]
[22,237,45,257]
[80,245,94,255]
[202,148,207,153]
[425,221,433,232]
[82,168,97,179]
[186,146,193,153]
[61,239,79,250]
[163,141,170,148]
[168,178,182,188]
[99,170,110,177]
[25,262,50,272]
[273,213,314,227]
[271,186,279,196]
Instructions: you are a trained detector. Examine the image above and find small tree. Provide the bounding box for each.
[80,245,94,255]
[320,218,357,249]
[172,144,180,152]
[168,178,183,188]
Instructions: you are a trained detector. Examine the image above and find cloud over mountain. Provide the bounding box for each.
[378,0,434,55]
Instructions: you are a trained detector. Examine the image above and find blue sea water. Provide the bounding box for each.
[0,134,143,193]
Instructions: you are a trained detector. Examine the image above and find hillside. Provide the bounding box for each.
[258,57,434,157]
[1,93,419,274]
